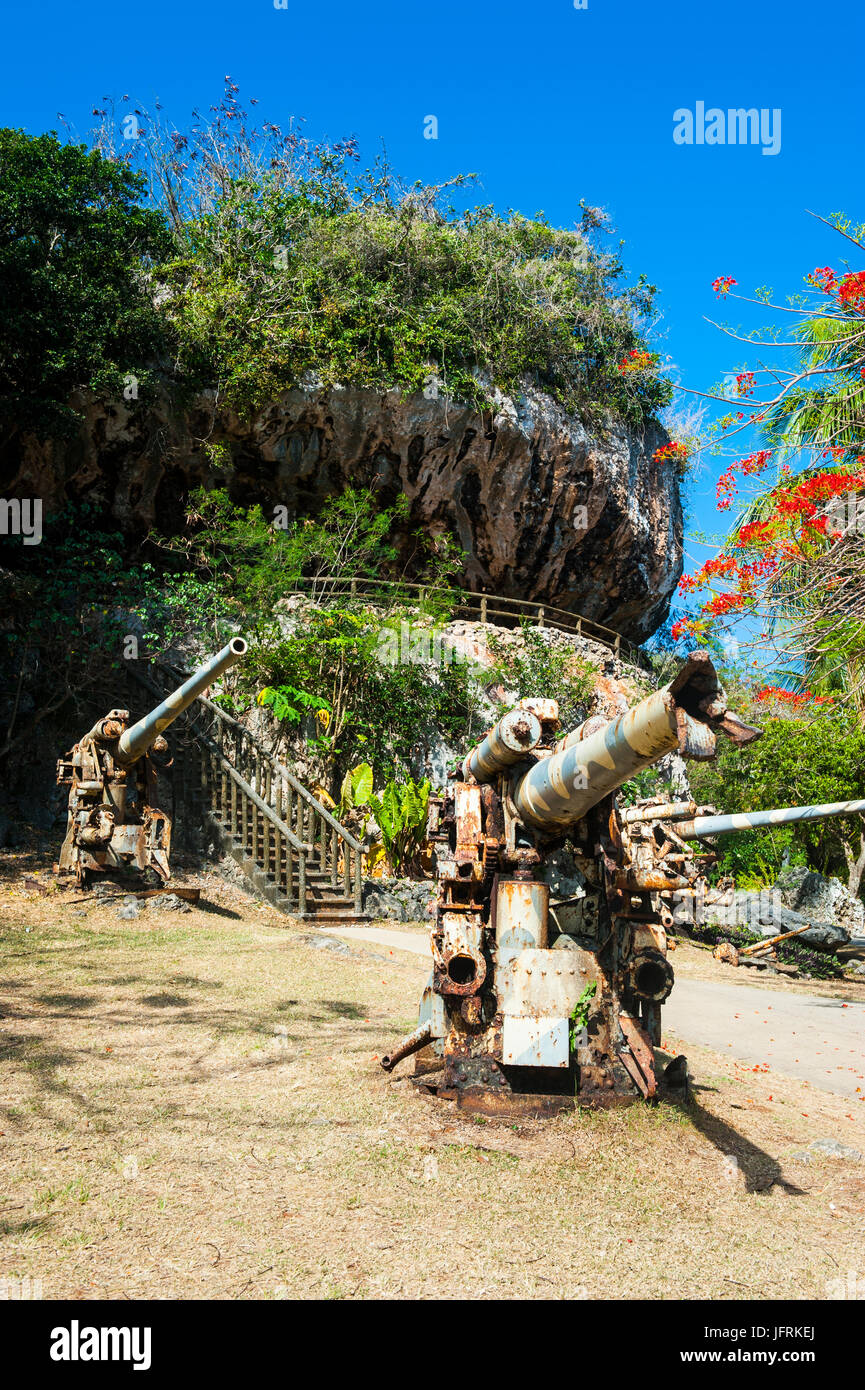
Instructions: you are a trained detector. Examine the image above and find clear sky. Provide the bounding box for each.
[3,0,863,608]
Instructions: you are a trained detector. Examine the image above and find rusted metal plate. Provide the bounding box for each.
[496,948,592,1018]
[455,1088,575,1118]
[618,1012,657,1098]
[454,784,482,857]
[495,879,549,951]
[502,1016,569,1067]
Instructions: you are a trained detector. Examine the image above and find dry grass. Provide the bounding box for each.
[1,852,864,1301]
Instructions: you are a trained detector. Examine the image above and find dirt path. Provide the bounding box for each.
[322,927,865,1102]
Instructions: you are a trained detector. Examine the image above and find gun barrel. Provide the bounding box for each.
[462,707,543,782]
[677,799,865,840]
[116,638,248,765]
[511,651,759,832]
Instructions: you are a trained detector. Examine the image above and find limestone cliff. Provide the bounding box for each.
[8,380,683,641]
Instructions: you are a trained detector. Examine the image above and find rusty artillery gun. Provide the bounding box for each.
[380,651,865,1115]
[56,638,248,886]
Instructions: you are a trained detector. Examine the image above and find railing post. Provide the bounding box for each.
[353,848,362,916]
[330,824,338,887]
[298,853,307,917]
[480,595,487,624]
[537,605,545,628]
[263,764,273,876]
[344,838,352,899]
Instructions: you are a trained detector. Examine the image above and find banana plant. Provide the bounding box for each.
[368,776,431,877]
[338,761,374,820]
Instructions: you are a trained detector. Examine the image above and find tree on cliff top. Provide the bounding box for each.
[0,129,171,439]
[86,83,671,430]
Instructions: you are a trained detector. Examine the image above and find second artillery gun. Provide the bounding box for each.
[56,638,248,886]
[382,651,865,1114]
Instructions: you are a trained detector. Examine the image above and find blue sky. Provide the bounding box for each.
[4,0,864,611]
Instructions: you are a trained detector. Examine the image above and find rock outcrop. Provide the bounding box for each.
[8,380,683,641]
[774,865,865,939]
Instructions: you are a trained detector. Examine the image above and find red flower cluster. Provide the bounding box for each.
[837,271,865,312]
[808,266,837,293]
[712,276,737,297]
[670,617,707,643]
[716,450,774,509]
[679,551,778,599]
[653,441,691,466]
[704,592,746,618]
[735,371,756,397]
[617,348,655,374]
[755,686,834,710]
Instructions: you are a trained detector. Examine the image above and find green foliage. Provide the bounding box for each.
[689,707,865,884]
[0,503,221,755]
[0,129,171,437]
[247,606,483,778]
[161,181,671,428]
[487,623,597,730]
[619,769,664,806]
[569,982,597,1050]
[155,485,459,616]
[368,776,431,877]
[256,684,329,726]
[338,762,374,820]
[86,81,669,430]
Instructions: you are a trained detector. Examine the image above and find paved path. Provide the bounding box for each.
[664,978,864,1101]
[320,927,865,1101]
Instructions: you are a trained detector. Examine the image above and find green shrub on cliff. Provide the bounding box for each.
[160,184,670,428]
[92,83,671,429]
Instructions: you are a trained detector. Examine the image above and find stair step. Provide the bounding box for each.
[310,911,371,924]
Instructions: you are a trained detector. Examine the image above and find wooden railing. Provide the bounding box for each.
[287,575,650,669]
[194,691,365,916]
[128,664,364,918]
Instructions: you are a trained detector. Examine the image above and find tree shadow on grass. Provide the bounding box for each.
[673,1084,807,1195]
[36,993,97,1011]
[319,999,367,1020]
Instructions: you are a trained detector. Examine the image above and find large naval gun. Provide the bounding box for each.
[56,638,248,886]
[381,651,865,1114]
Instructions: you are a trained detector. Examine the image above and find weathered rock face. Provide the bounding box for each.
[7,380,683,641]
[774,866,865,939]
[708,887,851,953]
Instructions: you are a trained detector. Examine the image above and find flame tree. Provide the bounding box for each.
[673,215,865,711]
